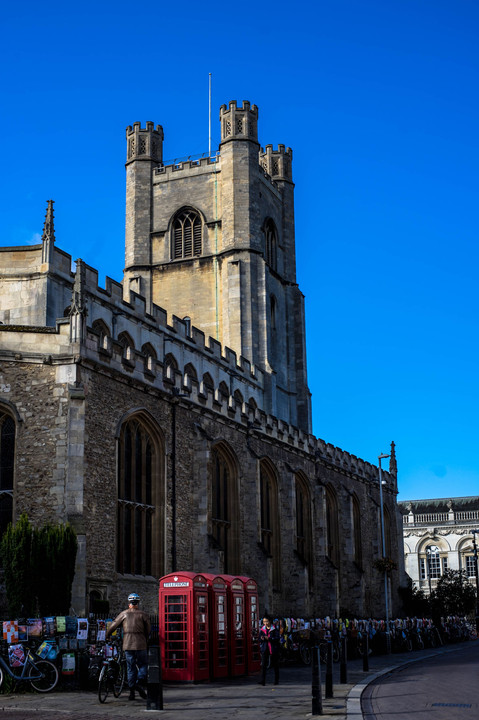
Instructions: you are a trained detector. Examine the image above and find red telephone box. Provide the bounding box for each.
[159,572,210,682]
[240,577,261,674]
[203,574,229,679]
[225,576,246,676]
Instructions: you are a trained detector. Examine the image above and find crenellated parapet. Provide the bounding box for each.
[219,100,258,144]
[126,121,164,164]
[260,144,293,182]
[153,153,220,178]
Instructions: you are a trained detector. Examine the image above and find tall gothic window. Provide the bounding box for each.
[0,411,15,537]
[326,485,340,567]
[295,474,312,566]
[264,218,278,271]
[117,414,164,577]
[260,461,281,589]
[172,208,202,259]
[352,495,362,567]
[211,444,239,574]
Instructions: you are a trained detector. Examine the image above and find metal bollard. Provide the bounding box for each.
[339,636,347,684]
[362,633,369,672]
[146,645,163,711]
[311,645,323,715]
[325,641,333,698]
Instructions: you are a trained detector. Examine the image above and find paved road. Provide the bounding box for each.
[362,642,479,719]
[0,643,476,720]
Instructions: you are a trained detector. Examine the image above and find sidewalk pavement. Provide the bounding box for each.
[0,642,476,720]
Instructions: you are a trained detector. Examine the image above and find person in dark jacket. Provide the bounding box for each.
[259,616,280,685]
[106,592,151,700]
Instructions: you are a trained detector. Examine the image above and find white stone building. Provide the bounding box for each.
[399,497,479,595]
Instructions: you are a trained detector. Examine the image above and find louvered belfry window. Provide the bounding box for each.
[173,209,202,259]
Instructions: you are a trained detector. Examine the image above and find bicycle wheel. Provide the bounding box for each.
[0,665,3,688]
[299,642,311,665]
[113,660,126,697]
[28,659,59,692]
[98,666,109,703]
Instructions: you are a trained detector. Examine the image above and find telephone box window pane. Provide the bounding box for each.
[197,594,208,669]
[234,597,245,666]
[164,595,187,669]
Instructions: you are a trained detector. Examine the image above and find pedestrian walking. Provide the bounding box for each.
[259,616,280,685]
[106,592,151,700]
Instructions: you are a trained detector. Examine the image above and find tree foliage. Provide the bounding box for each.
[398,576,430,617]
[0,514,36,616]
[431,569,477,618]
[0,514,77,617]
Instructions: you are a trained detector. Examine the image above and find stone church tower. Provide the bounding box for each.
[123,101,311,433]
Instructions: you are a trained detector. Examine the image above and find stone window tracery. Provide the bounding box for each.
[172,208,202,259]
[210,444,239,574]
[264,218,278,271]
[260,461,281,589]
[117,414,164,577]
[326,485,340,567]
[352,495,362,567]
[295,474,312,568]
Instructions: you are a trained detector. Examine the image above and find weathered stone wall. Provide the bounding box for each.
[0,350,401,619]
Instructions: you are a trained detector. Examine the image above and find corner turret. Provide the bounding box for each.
[124,123,164,310]
[260,144,293,182]
[126,121,164,165]
[219,101,258,144]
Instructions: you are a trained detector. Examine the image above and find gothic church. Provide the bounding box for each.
[0,100,403,617]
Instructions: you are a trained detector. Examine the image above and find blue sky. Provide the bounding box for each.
[1,1,478,501]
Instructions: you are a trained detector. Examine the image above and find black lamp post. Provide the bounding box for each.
[378,453,390,653]
[426,545,439,603]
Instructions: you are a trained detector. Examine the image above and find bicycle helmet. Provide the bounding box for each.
[128,592,140,605]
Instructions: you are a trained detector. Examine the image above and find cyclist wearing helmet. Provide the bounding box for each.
[106,592,151,700]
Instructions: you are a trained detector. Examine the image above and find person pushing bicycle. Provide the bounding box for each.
[106,592,150,701]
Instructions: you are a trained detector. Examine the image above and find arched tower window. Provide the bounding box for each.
[326,485,340,567]
[295,474,312,567]
[92,319,111,353]
[352,495,362,567]
[172,208,202,259]
[210,444,240,574]
[233,390,244,410]
[164,354,178,382]
[203,373,214,394]
[117,413,164,577]
[264,218,278,271]
[184,363,198,386]
[118,332,135,363]
[142,343,157,374]
[260,460,281,589]
[0,410,15,537]
[218,381,229,404]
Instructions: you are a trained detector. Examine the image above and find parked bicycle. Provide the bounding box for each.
[0,642,58,692]
[97,641,126,703]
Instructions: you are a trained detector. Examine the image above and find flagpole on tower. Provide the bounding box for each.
[208,73,212,158]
